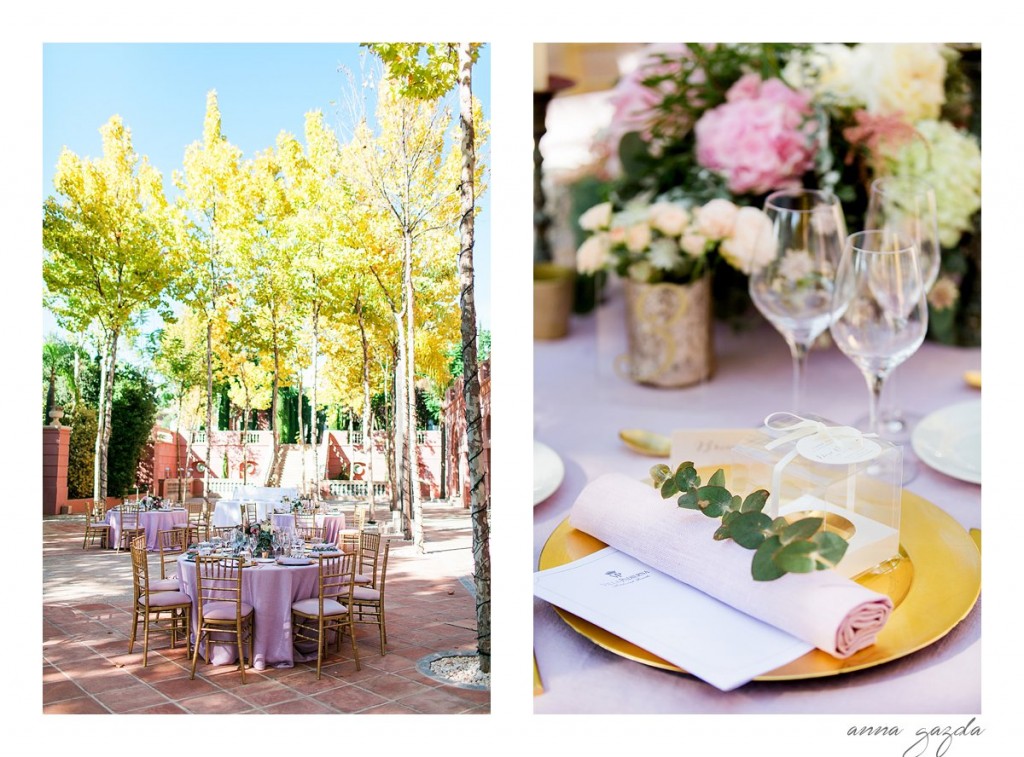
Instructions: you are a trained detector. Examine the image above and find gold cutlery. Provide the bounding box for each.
[964,370,981,389]
[534,653,544,696]
[619,429,671,457]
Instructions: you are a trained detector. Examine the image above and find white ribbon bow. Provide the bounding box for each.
[760,413,878,514]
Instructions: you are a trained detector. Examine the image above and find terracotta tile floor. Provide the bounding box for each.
[42,502,488,715]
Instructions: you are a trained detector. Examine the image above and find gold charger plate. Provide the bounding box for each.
[538,487,980,681]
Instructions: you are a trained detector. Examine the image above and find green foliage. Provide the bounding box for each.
[364,43,482,101]
[67,406,98,500]
[106,366,159,497]
[447,329,490,377]
[653,462,849,581]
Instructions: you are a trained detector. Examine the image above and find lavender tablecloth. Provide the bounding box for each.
[271,513,347,545]
[106,508,188,551]
[534,295,982,714]
[177,556,320,670]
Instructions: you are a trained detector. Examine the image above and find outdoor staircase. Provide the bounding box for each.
[265,444,322,492]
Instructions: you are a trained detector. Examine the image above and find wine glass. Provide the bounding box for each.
[830,230,929,437]
[862,177,940,439]
[749,189,847,411]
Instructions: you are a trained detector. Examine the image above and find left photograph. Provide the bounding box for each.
[42,42,491,715]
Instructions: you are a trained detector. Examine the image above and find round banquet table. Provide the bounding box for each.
[534,295,982,715]
[106,508,188,551]
[176,555,320,670]
[271,513,347,544]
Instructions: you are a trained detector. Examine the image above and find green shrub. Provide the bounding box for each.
[67,407,98,499]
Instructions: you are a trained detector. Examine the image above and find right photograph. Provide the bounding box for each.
[532,43,982,714]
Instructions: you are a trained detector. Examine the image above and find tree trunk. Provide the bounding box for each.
[310,304,320,504]
[357,297,376,521]
[403,230,423,552]
[459,42,490,673]
[296,368,306,496]
[93,328,119,503]
[204,318,213,508]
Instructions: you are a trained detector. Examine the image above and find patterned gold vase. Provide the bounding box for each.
[618,276,714,387]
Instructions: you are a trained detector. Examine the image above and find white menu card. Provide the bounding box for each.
[534,547,812,691]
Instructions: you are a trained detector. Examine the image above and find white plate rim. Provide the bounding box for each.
[534,441,565,506]
[911,399,981,484]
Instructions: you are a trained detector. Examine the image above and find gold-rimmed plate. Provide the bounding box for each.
[538,488,980,681]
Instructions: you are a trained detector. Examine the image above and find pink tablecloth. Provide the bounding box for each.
[271,513,347,545]
[106,508,188,551]
[177,556,320,670]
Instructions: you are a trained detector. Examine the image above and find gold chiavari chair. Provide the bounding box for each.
[291,552,360,679]
[82,501,111,549]
[117,499,144,551]
[190,555,255,683]
[294,514,325,542]
[354,531,381,587]
[128,536,192,667]
[186,501,210,543]
[154,528,188,591]
[241,501,258,528]
[351,541,391,656]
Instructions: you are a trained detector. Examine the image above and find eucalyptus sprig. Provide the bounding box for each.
[651,461,849,581]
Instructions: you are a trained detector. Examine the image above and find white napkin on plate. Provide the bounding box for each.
[569,473,893,658]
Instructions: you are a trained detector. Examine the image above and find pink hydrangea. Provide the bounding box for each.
[607,43,690,143]
[694,74,817,195]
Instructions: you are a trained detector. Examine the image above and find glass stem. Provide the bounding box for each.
[865,371,887,435]
[789,341,810,412]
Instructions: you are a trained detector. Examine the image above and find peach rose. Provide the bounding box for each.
[720,207,775,274]
[647,201,690,237]
[695,199,739,240]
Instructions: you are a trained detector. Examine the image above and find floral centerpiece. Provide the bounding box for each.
[580,43,980,345]
[248,519,276,556]
[140,494,164,511]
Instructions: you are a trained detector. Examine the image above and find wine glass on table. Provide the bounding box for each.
[749,189,847,411]
[830,230,928,452]
[860,177,940,440]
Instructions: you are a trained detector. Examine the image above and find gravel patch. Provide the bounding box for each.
[417,651,490,690]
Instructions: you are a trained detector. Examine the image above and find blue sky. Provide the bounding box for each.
[42,42,491,356]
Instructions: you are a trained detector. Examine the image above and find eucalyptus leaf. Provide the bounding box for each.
[713,524,732,541]
[730,511,773,549]
[770,516,790,533]
[675,464,700,492]
[752,536,785,581]
[677,491,700,510]
[774,541,818,573]
[780,517,823,545]
[812,531,849,568]
[696,485,731,518]
[730,494,743,512]
[650,464,672,487]
[722,510,740,526]
[661,477,679,498]
[741,489,769,513]
[708,469,726,488]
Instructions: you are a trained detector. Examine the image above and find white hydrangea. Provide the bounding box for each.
[886,120,981,247]
[648,238,682,270]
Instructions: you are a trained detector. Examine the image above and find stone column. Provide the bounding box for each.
[42,425,71,516]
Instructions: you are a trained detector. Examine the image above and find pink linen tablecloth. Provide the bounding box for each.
[177,556,320,670]
[271,513,347,544]
[106,508,188,551]
[534,293,982,714]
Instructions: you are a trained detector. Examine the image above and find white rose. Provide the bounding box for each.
[855,43,947,122]
[579,202,612,231]
[784,44,861,108]
[680,231,707,257]
[720,207,776,274]
[576,233,611,274]
[648,238,681,271]
[647,201,690,237]
[624,223,652,253]
[695,199,739,240]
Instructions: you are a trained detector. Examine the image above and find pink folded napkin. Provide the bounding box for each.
[569,473,893,658]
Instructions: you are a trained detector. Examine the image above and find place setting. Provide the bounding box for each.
[533,42,981,712]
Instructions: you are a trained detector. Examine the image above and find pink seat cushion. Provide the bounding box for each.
[149,578,180,592]
[353,574,372,584]
[202,601,254,620]
[351,586,380,601]
[292,597,348,616]
[146,591,192,607]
